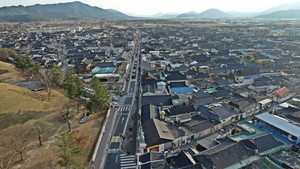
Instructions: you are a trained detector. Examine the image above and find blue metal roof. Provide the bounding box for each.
[171,87,195,94]
[244,75,261,79]
[255,113,300,138]
[91,66,116,74]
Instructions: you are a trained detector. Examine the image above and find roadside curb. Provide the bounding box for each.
[90,108,111,164]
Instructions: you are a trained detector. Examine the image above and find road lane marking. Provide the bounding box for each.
[110,136,122,143]
[115,154,118,163]
[121,161,134,164]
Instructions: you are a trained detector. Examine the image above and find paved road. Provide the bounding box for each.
[92,31,142,169]
[91,108,117,169]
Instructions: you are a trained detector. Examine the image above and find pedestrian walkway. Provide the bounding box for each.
[120,154,136,169]
[117,106,131,112]
[126,92,135,96]
[108,149,118,153]
[110,136,122,143]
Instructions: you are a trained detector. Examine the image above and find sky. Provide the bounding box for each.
[0,0,300,15]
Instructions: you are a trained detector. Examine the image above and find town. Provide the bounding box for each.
[1,18,300,169]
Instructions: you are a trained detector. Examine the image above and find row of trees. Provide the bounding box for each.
[0,122,90,169]
[12,53,110,112]
[0,49,110,168]
[0,120,52,168]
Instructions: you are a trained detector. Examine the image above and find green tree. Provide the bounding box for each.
[86,101,95,114]
[63,67,85,100]
[54,132,83,169]
[50,64,63,86]
[0,48,16,61]
[91,78,110,111]
[15,54,33,72]
[27,120,53,146]
[63,67,76,89]
[66,77,85,101]
[14,54,39,82]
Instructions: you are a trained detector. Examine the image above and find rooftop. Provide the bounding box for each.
[255,113,300,138]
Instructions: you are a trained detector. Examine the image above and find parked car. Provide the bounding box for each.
[110,102,119,107]
[80,113,90,123]
[79,96,90,102]
[111,96,119,101]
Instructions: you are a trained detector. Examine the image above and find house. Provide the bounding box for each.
[213,77,231,86]
[138,152,169,169]
[141,104,159,124]
[142,84,156,96]
[191,94,218,108]
[141,118,185,148]
[190,73,210,82]
[241,133,285,155]
[193,142,258,169]
[255,113,300,144]
[141,95,173,108]
[278,106,300,126]
[271,87,294,103]
[234,69,259,83]
[142,81,168,96]
[211,87,233,99]
[170,87,195,94]
[73,58,93,73]
[182,115,220,138]
[165,105,197,118]
[165,74,187,84]
[227,96,257,118]
[166,151,197,169]
[198,105,237,126]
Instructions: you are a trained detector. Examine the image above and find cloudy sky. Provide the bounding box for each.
[0,0,299,15]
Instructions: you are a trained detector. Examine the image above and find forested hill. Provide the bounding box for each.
[0,1,132,22]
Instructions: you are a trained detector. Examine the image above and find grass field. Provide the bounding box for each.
[0,61,105,168]
[0,61,23,82]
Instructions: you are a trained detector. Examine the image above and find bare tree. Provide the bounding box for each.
[0,147,17,169]
[27,120,53,146]
[0,124,34,161]
[30,150,58,169]
[62,104,77,132]
[36,69,54,98]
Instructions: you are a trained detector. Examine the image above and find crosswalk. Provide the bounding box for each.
[126,93,135,96]
[120,154,136,169]
[117,106,131,112]
[111,136,122,143]
[108,149,119,153]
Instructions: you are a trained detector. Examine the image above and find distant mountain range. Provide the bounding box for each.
[129,1,300,19]
[176,9,231,18]
[258,1,300,15]
[255,9,300,18]
[0,1,131,22]
[2,0,300,22]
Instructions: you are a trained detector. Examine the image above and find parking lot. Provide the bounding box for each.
[7,79,44,91]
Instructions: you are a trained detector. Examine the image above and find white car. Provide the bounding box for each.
[111,96,119,101]
[79,96,90,102]
[110,102,119,107]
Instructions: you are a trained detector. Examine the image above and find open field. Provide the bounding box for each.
[0,61,23,82]
[0,61,104,168]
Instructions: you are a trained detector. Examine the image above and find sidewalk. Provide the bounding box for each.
[121,103,138,155]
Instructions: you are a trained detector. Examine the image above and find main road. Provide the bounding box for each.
[91,32,142,169]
